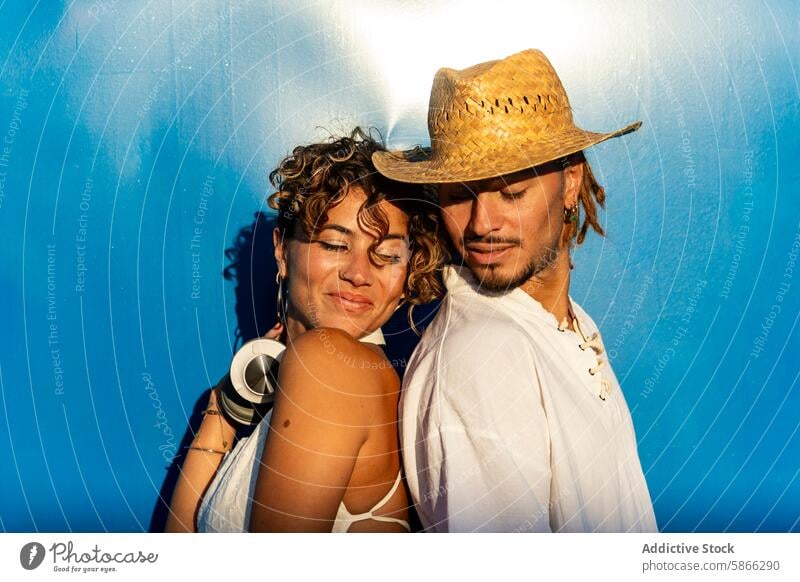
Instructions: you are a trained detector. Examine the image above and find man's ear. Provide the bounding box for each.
[273,227,288,278]
[563,161,584,209]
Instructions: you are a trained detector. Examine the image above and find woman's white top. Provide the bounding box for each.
[400,265,658,532]
[196,409,273,532]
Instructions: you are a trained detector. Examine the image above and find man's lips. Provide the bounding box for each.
[325,292,374,312]
[464,243,516,265]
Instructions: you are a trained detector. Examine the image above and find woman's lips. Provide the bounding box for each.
[464,244,515,265]
[325,292,374,313]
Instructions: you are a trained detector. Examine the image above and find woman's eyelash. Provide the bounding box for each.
[501,190,525,199]
[317,240,403,264]
[376,253,402,264]
[318,241,348,251]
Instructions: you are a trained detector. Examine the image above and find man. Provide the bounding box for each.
[373,49,657,532]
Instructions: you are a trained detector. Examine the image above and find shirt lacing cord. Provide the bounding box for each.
[587,359,613,400]
[599,379,612,400]
[579,332,604,355]
[577,329,612,401]
[560,309,613,401]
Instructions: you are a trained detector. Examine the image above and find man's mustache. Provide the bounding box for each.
[462,235,522,246]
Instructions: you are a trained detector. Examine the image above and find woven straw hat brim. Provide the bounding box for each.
[373,121,641,184]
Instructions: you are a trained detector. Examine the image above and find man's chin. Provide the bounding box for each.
[464,262,524,293]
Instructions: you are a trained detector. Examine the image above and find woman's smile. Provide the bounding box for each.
[325,291,374,313]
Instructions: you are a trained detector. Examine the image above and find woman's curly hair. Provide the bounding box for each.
[268,127,445,307]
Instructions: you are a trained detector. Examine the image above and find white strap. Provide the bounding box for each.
[335,472,407,531]
[368,471,403,515]
[369,514,411,531]
[360,327,386,345]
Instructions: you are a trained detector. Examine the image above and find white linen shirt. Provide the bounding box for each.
[401,265,657,532]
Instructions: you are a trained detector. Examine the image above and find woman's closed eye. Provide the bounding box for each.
[316,240,349,252]
[376,252,402,264]
[374,242,410,265]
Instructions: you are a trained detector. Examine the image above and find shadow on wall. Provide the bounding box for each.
[148,211,440,531]
[225,211,283,345]
[148,211,279,532]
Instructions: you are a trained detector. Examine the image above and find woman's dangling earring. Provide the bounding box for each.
[276,273,288,327]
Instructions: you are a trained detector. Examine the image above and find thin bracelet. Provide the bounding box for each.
[183,401,231,455]
[185,445,228,455]
[201,402,229,449]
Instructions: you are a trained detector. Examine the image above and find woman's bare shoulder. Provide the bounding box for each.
[280,327,398,399]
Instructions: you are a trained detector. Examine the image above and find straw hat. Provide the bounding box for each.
[373,49,641,183]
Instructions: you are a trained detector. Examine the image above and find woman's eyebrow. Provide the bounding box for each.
[320,224,407,241]
[318,224,352,235]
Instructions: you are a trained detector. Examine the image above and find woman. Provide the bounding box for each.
[166,128,444,532]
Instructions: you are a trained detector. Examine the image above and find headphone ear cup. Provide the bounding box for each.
[218,338,285,426]
[217,381,269,426]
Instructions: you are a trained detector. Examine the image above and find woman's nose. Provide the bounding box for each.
[339,250,373,287]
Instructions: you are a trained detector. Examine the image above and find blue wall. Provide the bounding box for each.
[1,0,798,532]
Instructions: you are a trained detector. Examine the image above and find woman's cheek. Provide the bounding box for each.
[304,246,340,275]
[382,263,408,296]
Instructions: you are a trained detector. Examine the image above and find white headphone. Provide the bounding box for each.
[218,337,286,425]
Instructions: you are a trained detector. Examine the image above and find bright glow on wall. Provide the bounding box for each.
[340,0,593,137]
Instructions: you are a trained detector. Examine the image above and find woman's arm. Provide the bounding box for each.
[164,384,236,532]
[165,322,284,532]
[249,328,383,532]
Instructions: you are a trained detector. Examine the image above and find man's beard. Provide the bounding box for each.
[465,235,561,293]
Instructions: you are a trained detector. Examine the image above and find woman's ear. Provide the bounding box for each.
[273,227,288,278]
[563,161,584,210]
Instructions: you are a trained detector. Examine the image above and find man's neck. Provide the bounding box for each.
[518,249,573,328]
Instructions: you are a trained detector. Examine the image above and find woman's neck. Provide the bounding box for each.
[283,315,306,343]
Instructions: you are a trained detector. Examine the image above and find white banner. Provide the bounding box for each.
[2,533,798,581]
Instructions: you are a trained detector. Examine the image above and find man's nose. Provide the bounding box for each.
[339,250,373,287]
[468,193,500,238]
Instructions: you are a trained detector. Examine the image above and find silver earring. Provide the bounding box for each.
[276,273,288,326]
